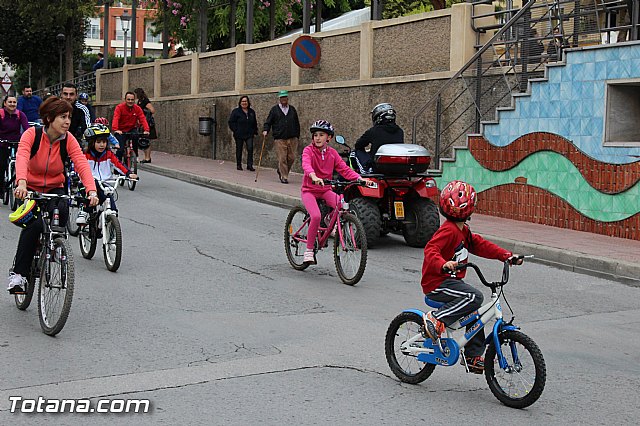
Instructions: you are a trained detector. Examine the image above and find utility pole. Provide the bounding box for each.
[131,0,137,64]
[199,0,208,52]
[162,0,169,58]
[246,0,254,44]
[103,0,110,69]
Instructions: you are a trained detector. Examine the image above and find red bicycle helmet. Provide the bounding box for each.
[439,180,477,221]
[94,117,109,125]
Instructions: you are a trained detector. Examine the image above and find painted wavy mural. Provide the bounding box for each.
[437,150,640,222]
[468,133,640,194]
[475,184,640,240]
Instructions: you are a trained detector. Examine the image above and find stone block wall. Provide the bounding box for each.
[98,71,123,102]
[96,76,455,171]
[128,65,155,98]
[160,59,192,97]
[199,52,235,93]
[299,31,361,84]
[245,44,291,90]
[373,15,451,78]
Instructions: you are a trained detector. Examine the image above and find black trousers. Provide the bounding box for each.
[13,188,68,276]
[427,278,485,357]
[115,133,139,161]
[235,137,254,168]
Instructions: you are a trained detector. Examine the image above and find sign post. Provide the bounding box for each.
[290,35,321,68]
[1,73,12,94]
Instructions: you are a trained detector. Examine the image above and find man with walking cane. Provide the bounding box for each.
[262,90,300,184]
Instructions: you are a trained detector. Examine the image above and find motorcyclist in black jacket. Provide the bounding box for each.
[352,103,404,173]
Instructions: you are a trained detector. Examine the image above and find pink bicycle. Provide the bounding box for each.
[284,180,368,285]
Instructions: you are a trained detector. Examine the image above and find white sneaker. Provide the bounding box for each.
[76,211,89,225]
[303,250,316,264]
[7,272,27,294]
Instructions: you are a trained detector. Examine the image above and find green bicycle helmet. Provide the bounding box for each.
[9,199,39,228]
[84,124,111,142]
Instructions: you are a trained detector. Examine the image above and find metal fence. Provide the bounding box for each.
[33,72,96,99]
[412,0,640,169]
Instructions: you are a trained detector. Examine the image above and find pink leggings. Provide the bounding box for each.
[301,190,341,250]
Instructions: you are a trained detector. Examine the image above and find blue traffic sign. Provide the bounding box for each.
[291,36,321,68]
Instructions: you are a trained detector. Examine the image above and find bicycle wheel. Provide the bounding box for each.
[127,153,138,191]
[103,215,122,272]
[284,206,311,271]
[38,237,75,336]
[79,221,98,259]
[485,330,546,409]
[385,311,436,384]
[67,201,81,237]
[333,212,367,285]
[15,256,39,310]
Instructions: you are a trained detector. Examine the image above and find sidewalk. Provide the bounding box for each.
[142,151,640,285]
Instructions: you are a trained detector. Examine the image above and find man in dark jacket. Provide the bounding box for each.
[353,103,404,173]
[61,83,91,144]
[262,90,300,184]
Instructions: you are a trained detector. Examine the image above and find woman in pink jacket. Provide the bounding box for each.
[8,98,99,294]
[300,120,370,264]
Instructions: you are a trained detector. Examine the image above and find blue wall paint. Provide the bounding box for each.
[482,42,640,164]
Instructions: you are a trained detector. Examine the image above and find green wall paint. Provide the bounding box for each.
[437,150,640,222]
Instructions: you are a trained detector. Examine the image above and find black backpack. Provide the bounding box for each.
[29,126,69,163]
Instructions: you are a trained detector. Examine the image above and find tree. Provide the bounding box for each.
[0,0,96,86]
[381,0,466,19]
[142,0,365,51]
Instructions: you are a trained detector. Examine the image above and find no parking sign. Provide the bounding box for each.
[291,36,321,68]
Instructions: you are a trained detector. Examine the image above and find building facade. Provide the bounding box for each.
[85,5,165,58]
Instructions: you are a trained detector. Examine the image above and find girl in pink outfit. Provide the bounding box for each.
[300,120,370,264]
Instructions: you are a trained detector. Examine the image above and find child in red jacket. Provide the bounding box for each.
[421,180,522,374]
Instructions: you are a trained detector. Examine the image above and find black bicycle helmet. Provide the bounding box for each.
[309,119,335,136]
[138,137,151,149]
[370,103,396,125]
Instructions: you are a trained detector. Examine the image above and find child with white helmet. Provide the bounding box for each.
[300,120,371,264]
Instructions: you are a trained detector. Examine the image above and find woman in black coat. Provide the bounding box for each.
[228,96,258,171]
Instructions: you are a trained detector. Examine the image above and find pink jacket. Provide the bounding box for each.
[16,127,97,193]
[301,144,360,194]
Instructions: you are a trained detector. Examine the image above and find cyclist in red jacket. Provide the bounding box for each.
[421,180,522,374]
[111,91,149,160]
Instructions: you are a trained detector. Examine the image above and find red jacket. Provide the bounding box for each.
[112,103,149,133]
[421,219,512,294]
[16,127,96,193]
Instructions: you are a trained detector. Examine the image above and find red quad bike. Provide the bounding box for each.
[336,137,440,248]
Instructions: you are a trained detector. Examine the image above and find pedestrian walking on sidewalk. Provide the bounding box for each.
[228,95,258,171]
[262,90,300,184]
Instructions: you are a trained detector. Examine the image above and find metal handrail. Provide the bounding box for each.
[33,73,96,99]
[412,0,640,169]
[411,0,536,142]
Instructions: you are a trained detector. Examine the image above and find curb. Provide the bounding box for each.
[143,164,640,286]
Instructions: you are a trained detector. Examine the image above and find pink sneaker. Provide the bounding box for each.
[303,250,316,264]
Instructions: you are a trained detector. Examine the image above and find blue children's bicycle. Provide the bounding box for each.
[385,256,546,408]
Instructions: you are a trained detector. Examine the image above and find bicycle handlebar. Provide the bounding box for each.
[97,176,139,191]
[444,255,533,288]
[27,191,89,204]
[322,179,366,187]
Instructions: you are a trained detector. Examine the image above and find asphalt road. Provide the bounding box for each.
[0,173,638,425]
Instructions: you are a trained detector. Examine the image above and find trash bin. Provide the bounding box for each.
[199,116,213,136]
